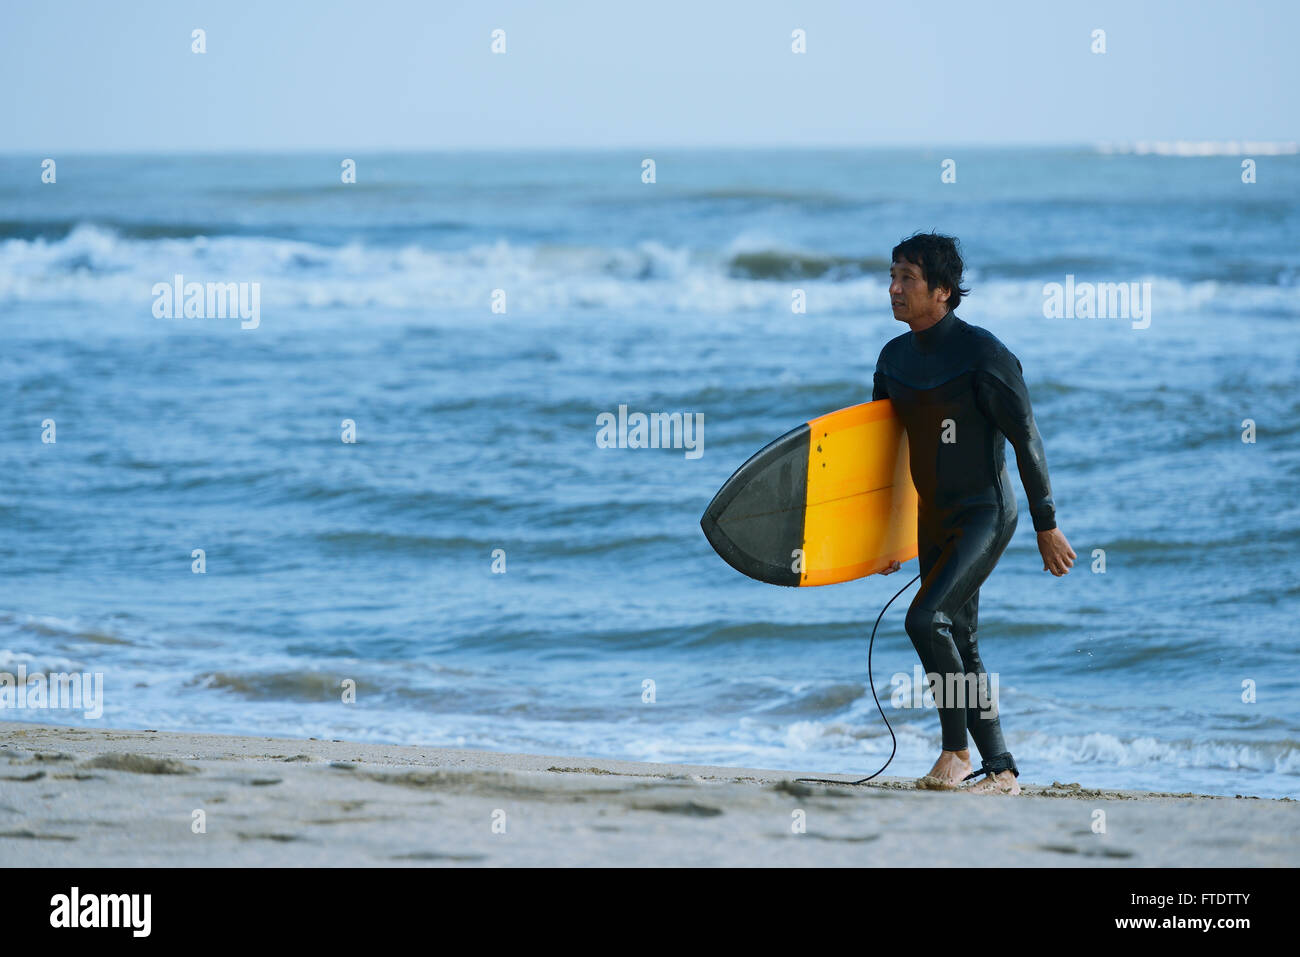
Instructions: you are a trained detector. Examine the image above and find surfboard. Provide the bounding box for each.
[700,400,919,586]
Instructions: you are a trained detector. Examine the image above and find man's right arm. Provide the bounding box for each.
[872,360,904,575]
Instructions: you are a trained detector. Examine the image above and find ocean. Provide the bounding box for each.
[1,148,1297,798]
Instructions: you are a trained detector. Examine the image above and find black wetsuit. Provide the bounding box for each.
[872,308,1056,778]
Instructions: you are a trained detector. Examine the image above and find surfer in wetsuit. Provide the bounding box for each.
[872,232,1076,795]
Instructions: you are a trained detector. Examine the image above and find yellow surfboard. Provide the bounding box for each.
[700,400,918,586]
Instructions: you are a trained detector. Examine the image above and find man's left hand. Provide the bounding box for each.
[1036,528,1076,576]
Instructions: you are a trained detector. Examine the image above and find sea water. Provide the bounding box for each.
[1,148,1297,797]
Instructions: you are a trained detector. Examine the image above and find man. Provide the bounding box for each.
[873,232,1075,795]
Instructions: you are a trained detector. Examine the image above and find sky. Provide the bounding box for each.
[1,0,1296,152]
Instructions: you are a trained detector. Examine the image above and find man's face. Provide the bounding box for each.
[889,258,949,324]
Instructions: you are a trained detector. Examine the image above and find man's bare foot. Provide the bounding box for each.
[915,749,971,790]
[966,769,1021,795]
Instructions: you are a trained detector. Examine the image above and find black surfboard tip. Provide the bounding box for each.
[699,424,809,588]
[699,503,801,587]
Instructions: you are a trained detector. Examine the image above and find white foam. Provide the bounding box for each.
[1096,140,1299,156]
[0,225,1293,318]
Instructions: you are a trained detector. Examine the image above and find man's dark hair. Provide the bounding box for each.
[891,232,971,311]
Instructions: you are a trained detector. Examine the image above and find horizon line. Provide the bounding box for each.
[3,140,1298,157]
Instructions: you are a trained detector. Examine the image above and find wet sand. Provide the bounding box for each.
[1,720,1294,866]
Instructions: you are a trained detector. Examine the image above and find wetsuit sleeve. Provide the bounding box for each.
[872,345,892,401]
[975,354,1057,532]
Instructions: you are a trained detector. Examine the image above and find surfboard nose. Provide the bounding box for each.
[698,425,809,587]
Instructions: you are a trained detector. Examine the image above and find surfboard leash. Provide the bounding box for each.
[795,571,921,787]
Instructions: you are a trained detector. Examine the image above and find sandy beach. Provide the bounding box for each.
[0,720,1294,867]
